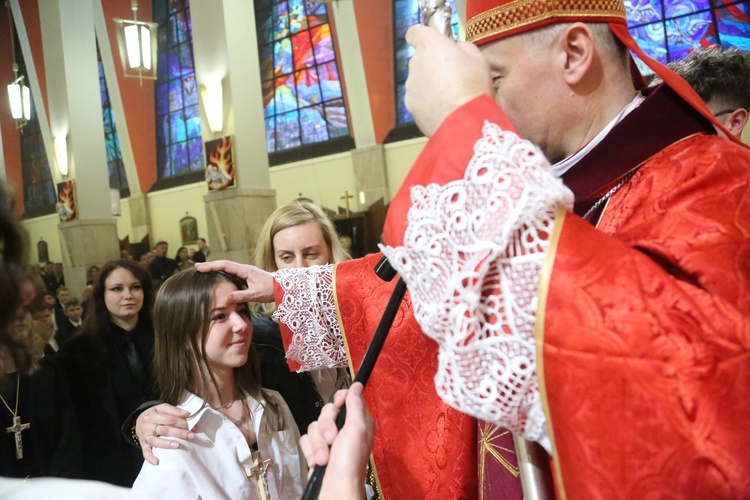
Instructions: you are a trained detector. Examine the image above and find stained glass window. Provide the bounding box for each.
[21,100,57,217]
[98,56,129,196]
[255,0,350,154]
[625,0,750,76]
[394,0,460,125]
[153,0,203,179]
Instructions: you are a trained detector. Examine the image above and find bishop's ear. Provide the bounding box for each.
[560,22,597,87]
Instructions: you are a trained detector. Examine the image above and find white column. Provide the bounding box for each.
[40,0,113,219]
[190,0,276,264]
[331,1,376,148]
[38,0,119,294]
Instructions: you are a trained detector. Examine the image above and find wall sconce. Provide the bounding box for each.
[200,80,223,134]
[113,0,158,81]
[54,135,68,176]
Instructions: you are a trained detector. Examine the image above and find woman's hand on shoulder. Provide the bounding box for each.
[137,403,194,465]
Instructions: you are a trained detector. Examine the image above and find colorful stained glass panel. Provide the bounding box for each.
[300,105,328,144]
[256,0,350,154]
[666,11,717,61]
[296,67,321,107]
[311,25,334,64]
[715,2,750,49]
[154,0,203,179]
[98,55,128,193]
[624,0,749,66]
[293,31,314,70]
[289,0,308,34]
[626,0,663,26]
[319,61,342,101]
[663,0,710,17]
[275,38,293,76]
[21,102,57,216]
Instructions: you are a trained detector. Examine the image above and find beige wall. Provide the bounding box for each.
[269,152,356,209]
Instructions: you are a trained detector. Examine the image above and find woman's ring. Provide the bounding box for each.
[153,424,160,437]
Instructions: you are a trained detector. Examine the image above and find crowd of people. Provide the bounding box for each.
[1,1,749,498]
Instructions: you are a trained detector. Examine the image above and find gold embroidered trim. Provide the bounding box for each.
[331,263,384,499]
[534,208,568,500]
[466,0,626,43]
[332,264,356,380]
[479,422,520,500]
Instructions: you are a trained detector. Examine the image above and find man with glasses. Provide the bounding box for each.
[668,46,750,139]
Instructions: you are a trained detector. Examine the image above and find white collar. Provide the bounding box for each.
[551,93,645,177]
[180,391,265,432]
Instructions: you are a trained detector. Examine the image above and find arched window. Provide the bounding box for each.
[98,55,129,197]
[625,0,750,75]
[153,0,203,180]
[255,0,351,160]
[393,0,460,126]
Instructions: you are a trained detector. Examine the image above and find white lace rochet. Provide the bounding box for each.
[380,121,573,447]
[273,121,573,449]
[274,264,348,371]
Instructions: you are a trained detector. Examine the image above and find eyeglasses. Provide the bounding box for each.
[713,108,735,118]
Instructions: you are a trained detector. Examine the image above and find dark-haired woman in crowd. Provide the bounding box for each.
[39,259,157,486]
[174,246,194,272]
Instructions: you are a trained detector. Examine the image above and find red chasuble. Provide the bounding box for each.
[333,253,478,499]
[383,92,750,498]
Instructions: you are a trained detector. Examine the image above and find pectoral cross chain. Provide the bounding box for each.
[6,415,30,460]
[246,449,272,500]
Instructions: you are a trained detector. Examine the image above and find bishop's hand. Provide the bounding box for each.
[404,25,492,137]
[195,260,275,304]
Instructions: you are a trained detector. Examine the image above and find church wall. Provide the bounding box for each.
[22,214,62,264]
[269,152,357,210]
[146,183,208,254]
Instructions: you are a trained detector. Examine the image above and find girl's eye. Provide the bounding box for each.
[280,255,293,262]
[110,286,122,292]
[305,253,318,259]
[211,313,227,322]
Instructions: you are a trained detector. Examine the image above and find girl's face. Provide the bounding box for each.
[272,221,332,270]
[178,248,188,260]
[104,268,144,328]
[204,281,252,374]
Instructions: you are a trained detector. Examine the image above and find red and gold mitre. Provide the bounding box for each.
[466,0,627,47]
[464,0,744,144]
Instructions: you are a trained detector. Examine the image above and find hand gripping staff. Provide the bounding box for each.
[301,256,406,500]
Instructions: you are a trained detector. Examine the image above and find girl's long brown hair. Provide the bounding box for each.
[153,269,284,430]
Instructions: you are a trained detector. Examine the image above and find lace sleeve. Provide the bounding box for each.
[273,264,348,372]
[381,121,573,445]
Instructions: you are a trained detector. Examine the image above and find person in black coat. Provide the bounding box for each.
[37,259,157,487]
